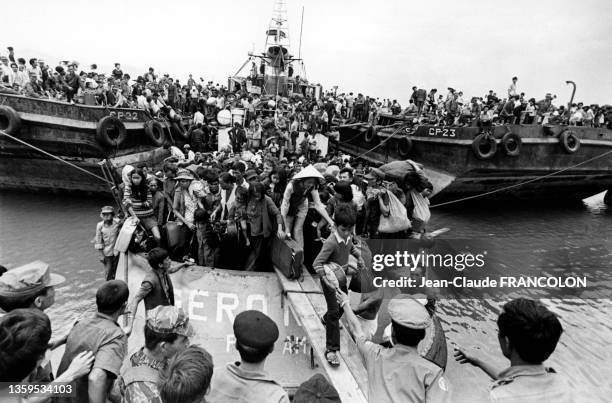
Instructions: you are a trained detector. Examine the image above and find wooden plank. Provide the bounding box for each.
[275,269,368,403]
[298,274,370,390]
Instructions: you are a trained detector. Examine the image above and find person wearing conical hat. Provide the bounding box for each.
[280,165,335,249]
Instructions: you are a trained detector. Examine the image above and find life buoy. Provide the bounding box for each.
[471,133,497,160]
[398,136,413,157]
[501,132,522,157]
[364,126,377,143]
[96,116,126,147]
[144,120,166,147]
[0,105,22,135]
[560,130,580,153]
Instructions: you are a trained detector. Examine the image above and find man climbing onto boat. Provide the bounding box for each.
[124,248,193,336]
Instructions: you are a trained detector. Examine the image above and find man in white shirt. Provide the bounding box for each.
[508,76,518,98]
[193,110,205,125]
[216,95,225,110]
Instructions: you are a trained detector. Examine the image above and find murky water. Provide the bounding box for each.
[1,191,610,401]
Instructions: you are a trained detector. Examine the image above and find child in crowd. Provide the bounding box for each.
[93,206,121,280]
[307,132,318,161]
[148,176,166,227]
[229,186,250,246]
[313,205,363,367]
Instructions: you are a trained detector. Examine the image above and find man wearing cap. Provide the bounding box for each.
[207,310,289,403]
[338,294,451,403]
[0,260,65,316]
[94,206,121,280]
[115,306,193,403]
[57,280,130,403]
[293,373,341,403]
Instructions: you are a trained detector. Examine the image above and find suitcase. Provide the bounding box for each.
[270,235,304,279]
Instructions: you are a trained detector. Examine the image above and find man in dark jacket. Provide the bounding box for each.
[189,123,205,152]
[63,64,80,102]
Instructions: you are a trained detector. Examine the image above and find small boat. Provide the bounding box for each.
[0,92,188,195]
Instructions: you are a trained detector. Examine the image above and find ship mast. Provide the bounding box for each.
[262,0,293,97]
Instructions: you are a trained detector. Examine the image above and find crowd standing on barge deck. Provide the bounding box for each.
[1,46,611,131]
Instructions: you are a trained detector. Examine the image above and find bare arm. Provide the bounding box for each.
[88,368,111,403]
[24,352,94,403]
[311,189,334,227]
[125,283,151,335]
[454,346,503,380]
[337,291,366,341]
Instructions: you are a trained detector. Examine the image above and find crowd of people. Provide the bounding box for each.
[2,46,610,135]
[0,258,571,402]
[94,144,432,278]
[0,46,583,402]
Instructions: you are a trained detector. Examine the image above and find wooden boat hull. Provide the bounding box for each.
[338,122,612,203]
[0,93,183,194]
[0,147,169,195]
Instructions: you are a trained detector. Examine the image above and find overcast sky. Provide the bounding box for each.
[2,0,610,105]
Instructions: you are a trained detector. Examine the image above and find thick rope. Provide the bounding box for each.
[353,123,411,160]
[430,149,612,208]
[0,129,112,184]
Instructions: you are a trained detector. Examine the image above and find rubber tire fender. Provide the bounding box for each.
[0,105,22,135]
[559,130,580,154]
[144,120,166,147]
[398,136,413,157]
[96,115,126,147]
[364,125,377,143]
[501,132,522,157]
[471,133,497,160]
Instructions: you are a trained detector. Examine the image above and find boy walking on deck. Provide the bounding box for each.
[313,205,363,367]
[94,206,121,280]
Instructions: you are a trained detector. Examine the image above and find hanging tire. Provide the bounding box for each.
[0,105,21,135]
[560,130,580,153]
[472,133,497,160]
[364,126,377,143]
[96,116,126,147]
[501,132,522,157]
[144,120,166,146]
[398,136,413,157]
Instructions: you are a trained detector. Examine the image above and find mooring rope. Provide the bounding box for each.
[430,149,612,208]
[0,129,112,184]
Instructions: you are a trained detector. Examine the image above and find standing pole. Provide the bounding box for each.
[298,6,304,60]
[565,81,576,119]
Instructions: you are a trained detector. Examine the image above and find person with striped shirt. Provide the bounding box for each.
[124,167,161,244]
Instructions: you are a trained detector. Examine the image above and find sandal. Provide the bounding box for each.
[325,350,340,367]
